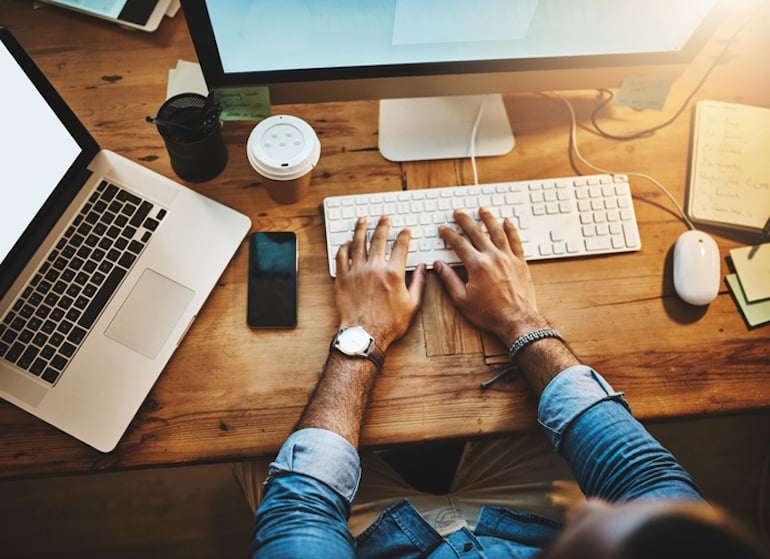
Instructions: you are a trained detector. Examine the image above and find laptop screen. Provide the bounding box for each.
[0,28,99,300]
[0,41,81,265]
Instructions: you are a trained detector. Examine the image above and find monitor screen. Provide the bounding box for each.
[181,0,723,161]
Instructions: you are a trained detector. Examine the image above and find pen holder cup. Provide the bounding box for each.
[154,93,228,182]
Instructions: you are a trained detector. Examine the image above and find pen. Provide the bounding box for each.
[759,216,770,242]
[480,365,517,389]
[748,215,770,259]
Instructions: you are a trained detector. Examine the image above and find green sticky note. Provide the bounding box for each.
[726,274,770,327]
[614,74,677,110]
[213,86,271,121]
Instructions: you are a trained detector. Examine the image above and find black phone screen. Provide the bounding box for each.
[247,232,297,328]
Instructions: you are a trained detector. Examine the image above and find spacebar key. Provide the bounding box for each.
[78,267,127,329]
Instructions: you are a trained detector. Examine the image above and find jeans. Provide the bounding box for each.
[248,365,703,558]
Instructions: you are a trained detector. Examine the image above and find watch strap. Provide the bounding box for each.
[362,338,385,370]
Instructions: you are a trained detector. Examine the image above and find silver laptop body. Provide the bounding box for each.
[0,28,250,452]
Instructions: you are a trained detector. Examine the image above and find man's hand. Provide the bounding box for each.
[296,217,425,447]
[434,208,546,348]
[335,216,426,350]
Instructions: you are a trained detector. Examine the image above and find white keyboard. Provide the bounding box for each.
[322,174,641,277]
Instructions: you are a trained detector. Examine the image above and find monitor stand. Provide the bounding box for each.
[378,94,515,162]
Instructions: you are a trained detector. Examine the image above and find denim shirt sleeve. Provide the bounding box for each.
[537,364,628,450]
[269,428,361,501]
[251,428,360,559]
[538,365,703,503]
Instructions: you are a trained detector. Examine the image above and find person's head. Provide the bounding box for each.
[541,498,769,559]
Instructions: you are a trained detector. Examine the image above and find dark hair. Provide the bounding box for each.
[618,511,770,559]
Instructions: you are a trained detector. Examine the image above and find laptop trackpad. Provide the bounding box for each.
[105,269,195,359]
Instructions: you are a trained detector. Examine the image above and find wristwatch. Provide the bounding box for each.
[330,326,385,370]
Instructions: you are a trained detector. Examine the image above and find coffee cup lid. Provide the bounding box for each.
[247,115,321,181]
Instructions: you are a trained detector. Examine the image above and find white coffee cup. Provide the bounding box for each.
[246,114,321,204]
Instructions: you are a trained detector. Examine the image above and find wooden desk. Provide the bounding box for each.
[1,0,768,479]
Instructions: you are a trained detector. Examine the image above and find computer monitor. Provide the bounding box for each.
[181,0,723,162]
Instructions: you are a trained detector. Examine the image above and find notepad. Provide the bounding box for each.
[686,100,770,233]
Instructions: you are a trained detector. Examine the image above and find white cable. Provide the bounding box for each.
[469,95,489,186]
[553,92,696,231]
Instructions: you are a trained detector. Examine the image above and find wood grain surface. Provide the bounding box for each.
[0,0,767,479]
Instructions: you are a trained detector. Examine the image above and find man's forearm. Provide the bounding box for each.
[295,351,380,450]
[498,313,581,397]
[516,337,581,396]
[253,350,374,558]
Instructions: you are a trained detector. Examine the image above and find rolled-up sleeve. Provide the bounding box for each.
[538,364,629,451]
[251,429,360,559]
[537,365,702,503]
[268,428,361,501]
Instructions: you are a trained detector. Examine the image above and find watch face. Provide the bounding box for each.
[338,326,371,354]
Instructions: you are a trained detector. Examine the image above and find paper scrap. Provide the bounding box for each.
[726,274,770,327]
[730,243,770,302]
[167,60,208,99]
[614,74,677,110]
[166,0,181,17]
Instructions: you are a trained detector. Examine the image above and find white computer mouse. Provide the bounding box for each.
[672,230,721,306]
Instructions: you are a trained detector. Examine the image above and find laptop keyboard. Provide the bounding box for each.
[0,180,166,385]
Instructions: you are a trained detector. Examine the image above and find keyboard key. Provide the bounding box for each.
[130,201,154,227]
[78,266,126,329]
[42,368,60,384]
[585,236,613,252]
[18,346,39,369]
[5,342,24,364]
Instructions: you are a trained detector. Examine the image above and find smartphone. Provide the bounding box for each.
[247,232,298,328]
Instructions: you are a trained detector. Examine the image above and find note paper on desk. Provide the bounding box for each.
[686,100,770,232]
[726,274,770,328]
[730,243,770,302]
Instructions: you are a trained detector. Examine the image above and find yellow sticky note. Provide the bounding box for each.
[730,243,770,302]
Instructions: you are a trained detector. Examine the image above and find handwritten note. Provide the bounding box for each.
[614,74,676,110]
[213,87,271,121]
[687,101,770,232]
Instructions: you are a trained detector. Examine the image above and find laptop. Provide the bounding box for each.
[0,28,251,452]
[36,0,173,33]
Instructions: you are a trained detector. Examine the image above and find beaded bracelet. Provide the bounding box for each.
[508,328,563,362]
